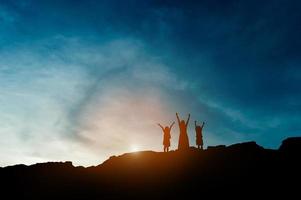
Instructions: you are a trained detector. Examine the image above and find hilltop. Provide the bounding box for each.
[0,137,300,199]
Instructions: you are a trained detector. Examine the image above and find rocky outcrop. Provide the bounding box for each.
[0,137,300,199]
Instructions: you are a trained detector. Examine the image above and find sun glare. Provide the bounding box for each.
[130,145,139,152]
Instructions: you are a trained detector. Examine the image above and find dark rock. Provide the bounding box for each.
[0,138,300,199]
[207,145,226,150]
[279,137,301,153]
[227,141,263,151]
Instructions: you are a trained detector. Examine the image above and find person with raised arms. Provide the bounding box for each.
[158,122,175,152]
[195,121,205,150]
[176,113,190,150]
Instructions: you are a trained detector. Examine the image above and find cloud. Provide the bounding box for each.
[0,36,192,166]
[0,37,95,166]
[64,37,188,164]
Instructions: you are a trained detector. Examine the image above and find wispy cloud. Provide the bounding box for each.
[0,36,188,166]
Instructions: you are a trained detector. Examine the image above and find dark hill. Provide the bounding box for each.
[1,137,300,199]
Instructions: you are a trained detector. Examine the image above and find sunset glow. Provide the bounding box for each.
[130,145,140,152]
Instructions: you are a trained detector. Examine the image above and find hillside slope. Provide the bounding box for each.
[1,137,300,199]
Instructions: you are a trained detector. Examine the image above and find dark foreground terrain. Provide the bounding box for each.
[1,137,300,199]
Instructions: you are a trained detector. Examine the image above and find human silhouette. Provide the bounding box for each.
[195,121,205,150]
[158,122,175,152]
[176,113,190,150]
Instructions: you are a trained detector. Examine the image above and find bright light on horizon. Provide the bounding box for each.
[130,145,140,152]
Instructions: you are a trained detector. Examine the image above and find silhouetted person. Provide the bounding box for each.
[176,113,190,150]
[195,121,205,150]
[158,122,175,152]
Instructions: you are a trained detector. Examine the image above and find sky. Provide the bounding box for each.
[0,0,300,166]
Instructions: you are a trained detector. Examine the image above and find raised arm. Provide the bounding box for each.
[169,122,175,129]
[157,123,164,130]
[176,113,180,125]
[201,122,205,128]
[186,114,190,126]
[195,120,197,128]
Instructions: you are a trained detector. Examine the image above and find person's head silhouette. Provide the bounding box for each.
[164,127,170,132]
[180,120,186,127]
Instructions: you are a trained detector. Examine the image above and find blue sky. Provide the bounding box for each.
[0,0,300,166]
